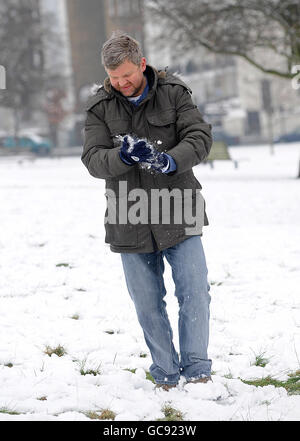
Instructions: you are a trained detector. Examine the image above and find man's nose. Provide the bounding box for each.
[119,78,129,87]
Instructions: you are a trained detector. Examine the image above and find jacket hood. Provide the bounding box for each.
[85,65,192,111]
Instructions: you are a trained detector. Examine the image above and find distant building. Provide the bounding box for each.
[0,0,146,145]
[65,0,107,113]
[65,0,145,113]
[157,46,300,144]
[105,0,145,49]
[63,0,145,145]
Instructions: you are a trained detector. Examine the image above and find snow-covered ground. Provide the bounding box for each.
[0,143,299,421]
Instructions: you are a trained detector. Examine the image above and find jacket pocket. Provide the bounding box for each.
[146,108,177,148]
[105,119,131,136]
[105,119,132,147]
[146,108,176,126]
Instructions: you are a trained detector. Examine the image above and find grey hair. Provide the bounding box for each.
[101,31,143,70]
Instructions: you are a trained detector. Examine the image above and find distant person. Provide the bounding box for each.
[82,31,213,391]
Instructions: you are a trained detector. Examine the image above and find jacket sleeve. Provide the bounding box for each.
[167,86,212,175]
[81,108,132,179]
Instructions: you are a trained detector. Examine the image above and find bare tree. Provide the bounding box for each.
[0,0,67,137]
[147,0,300,80]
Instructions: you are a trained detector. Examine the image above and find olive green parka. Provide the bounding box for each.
[81,65,212,253]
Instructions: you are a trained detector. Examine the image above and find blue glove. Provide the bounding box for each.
[119,136,153,165]
[148,151,169,172]
[119,135,175,173]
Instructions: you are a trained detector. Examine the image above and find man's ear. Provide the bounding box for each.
[141,57,146,72]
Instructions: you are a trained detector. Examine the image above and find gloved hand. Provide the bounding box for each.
[119,134,170,172]
[149,151,169,172]
[119,135,153,165]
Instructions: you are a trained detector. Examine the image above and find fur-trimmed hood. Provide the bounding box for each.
[85,65,192,111]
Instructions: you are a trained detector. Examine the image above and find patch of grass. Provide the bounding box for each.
[44,344,67,357]
[289,369,300,379]
[71,314,79,320]
[139,352,148,358]
[99,409,116,420]
[210,280,223,286]
[104,330,115,335]
[80,366,101,376]
[0,407,20,415]
[241,370,300,395]
[85,409,116,420]
[78,359,102,376]
[251,351,269,367]
[56,262,71,267]
[146,371,155,383]
[124,368,137,374]
[156,402,185,421]
[37,396,47,401]
[123,368,155,384]
[4,362,13,368]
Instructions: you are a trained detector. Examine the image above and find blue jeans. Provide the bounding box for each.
[120,236,212,385]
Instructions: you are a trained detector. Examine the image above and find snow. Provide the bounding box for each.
[0,143,299,421]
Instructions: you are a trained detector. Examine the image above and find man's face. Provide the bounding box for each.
[106,58,147,97]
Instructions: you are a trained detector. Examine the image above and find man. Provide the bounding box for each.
[82,32,213,391]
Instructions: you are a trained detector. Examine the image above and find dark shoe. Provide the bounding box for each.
[186,376,212,384]
[155,383,177,391]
